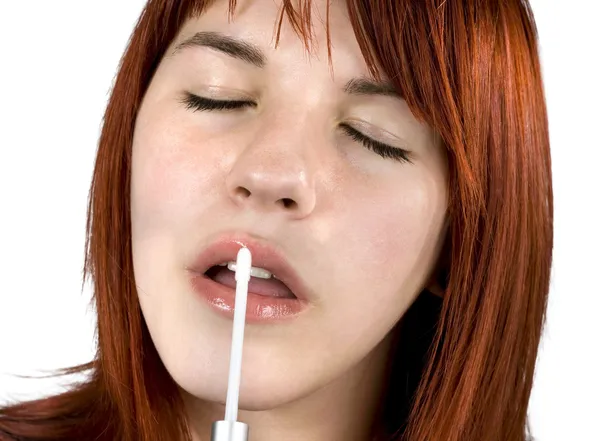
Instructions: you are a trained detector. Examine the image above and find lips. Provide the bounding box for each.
[186,234,313,304]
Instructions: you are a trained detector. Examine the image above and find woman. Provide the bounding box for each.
[0,0,553,440]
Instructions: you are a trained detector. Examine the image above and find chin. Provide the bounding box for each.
[174,366,315,412]
[237,378,309,410]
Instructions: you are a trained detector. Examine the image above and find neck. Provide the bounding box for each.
[183,332,393,441]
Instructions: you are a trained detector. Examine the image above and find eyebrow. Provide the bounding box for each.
[171,31,403,99]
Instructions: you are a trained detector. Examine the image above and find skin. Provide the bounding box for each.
[130,0,449,439]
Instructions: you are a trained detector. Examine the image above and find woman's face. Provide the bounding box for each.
[131,0,448,412]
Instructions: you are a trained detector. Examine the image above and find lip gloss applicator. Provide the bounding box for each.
[210,246,252,441]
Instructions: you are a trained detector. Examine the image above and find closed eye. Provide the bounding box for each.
[179,92,413,164]
[180,92,256,111]
[337,124,412,164]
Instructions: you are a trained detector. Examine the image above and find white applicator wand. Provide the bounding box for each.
[210,246,252,441]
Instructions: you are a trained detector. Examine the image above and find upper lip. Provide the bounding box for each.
[187,233,311,301]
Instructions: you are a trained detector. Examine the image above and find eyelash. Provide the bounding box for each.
[180,92,412,164]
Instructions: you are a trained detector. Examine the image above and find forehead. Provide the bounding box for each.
[172,0,378,79]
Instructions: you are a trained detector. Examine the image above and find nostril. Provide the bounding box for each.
[234,186,251,198]
[279,198,297,209]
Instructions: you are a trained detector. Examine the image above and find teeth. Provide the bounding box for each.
[225,261,274,279]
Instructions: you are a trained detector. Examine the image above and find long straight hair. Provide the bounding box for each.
[0,1,552,440]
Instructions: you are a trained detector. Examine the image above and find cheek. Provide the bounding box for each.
[313,175,446,358]
[308,173,447,369]
[338,170,447,297]
[130,106,222,238]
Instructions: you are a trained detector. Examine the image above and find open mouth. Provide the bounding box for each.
[204,263,298,299]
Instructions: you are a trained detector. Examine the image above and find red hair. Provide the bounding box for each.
[0,1,552,440]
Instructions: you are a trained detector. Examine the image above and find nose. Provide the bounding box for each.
[225,128,317,219]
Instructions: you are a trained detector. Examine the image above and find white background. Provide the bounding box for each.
[0,1,598,440]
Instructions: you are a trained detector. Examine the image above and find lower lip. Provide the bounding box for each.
[188,271,310,323]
